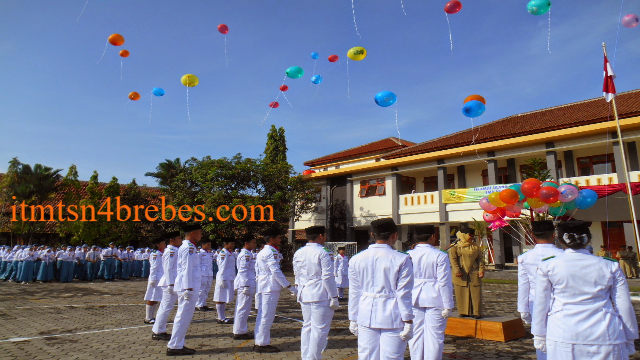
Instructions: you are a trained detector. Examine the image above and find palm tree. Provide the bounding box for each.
[145,158,183,187]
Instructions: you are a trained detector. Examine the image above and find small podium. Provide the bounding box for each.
[445,314,526,342]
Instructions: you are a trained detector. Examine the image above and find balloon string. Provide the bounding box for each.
[261,75,287,125]
[77,0,89,22]
[311,60,317,87]
[613,0,625,67]
[97,40,108,64]
[186,87,191,123]
[149,96,153,125]
[351,0,361,38]
[313,82,321,98]
[446,13,453,55]
[224,36,229,67]
[347,58,351,102]
[547,8,552,53]
[395,101,400,138]
[400,0,407,15]
[282,92,293,107]
[471,117,487,163]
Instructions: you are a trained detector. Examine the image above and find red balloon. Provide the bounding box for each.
[302,169,316,175]
[218,24,229,35]
[444,0,462,14]
[328,55,339,62]
[538,186,560,204]
[505,210,521,218]
[521,178,542,198]
[499,189,520,205]
[269,101,279,108]
[483,211,499,223]
[279,85,289,92]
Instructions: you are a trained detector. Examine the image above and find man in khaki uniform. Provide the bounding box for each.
[596,245,611,258]
[448,228,484,319]
[628,246,639,278]
[617,245,635,278]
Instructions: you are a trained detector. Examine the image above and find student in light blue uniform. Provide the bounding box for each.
[18,245,36,284]
[102,243,118,281]
[33,245,42,278]
[2,246,19,281]
[37,247,55,282]
[141,248,151,278]
[0,246,8,277]
[60,247,76,283]
[121,246,133,280]
[55,245,66,281]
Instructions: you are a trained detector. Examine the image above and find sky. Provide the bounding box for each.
[1,0,639,185]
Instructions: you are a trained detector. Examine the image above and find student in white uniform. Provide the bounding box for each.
[407,224,454,360]
[532,221,639,359]
[166,224,202,356]
[195,239,215,312]
[152,231,182,341]
[293,225,340,360]
[348,218,414,360]
[254,228,296,353]
[233,235,257,340]
[213,238,237,324]
[144,237,166,324]
[334,247,349,299]
[517,220,565,360]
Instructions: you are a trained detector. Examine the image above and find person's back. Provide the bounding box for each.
[517,244,564,313]
[408,244,453,309]
[293,243,336,302]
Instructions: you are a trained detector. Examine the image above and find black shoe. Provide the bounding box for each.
[195,307,205,311]
[152,332,171,340]
[254,345,281,353]
[144,319,154,324]
[200,306,213,311]
[472,315,482,319]
[217,318,234,324]
[166,347,196,356]
[233,333,254,340]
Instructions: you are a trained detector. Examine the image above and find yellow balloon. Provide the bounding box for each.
[549,200,563,208]
[347,47,367,61]
[181,74,199,87]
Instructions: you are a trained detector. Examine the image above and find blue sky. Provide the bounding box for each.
[1,0,639,185]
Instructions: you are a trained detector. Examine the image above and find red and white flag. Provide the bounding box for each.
[603,54,616,102]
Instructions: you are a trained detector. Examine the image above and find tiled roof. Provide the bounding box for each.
[303,137,416,167]
[383,90,640,160]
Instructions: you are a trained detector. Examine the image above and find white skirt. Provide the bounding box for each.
[547,340,629,360]
[336,275,349,288]
[213,279,235,302]
[144,283,163,301]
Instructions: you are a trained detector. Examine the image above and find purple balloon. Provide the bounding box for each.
[479,197,498,212]
[622,14,639,28]
[557,184,579,202]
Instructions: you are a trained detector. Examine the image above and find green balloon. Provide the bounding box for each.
[286,66,304,79]
[563,200,577,210]
[549,206,566,217]
[527,0,551,16]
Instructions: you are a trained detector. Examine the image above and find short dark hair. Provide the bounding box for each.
[264,235,279,244]
[414,234,432,243]
[306,234,321,241]
[373,232,393,241]
[532,229,554,240]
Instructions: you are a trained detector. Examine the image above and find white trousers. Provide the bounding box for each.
[300,300,334,360]
[409,307,447,360]
[152,286,178,334]
[196,276,213,307]
[254,291,280,346]
[358,326,407,360]
[167,288,199,350]
[213,279,235,302]
[546,340,629,360]
[233,288,255,334]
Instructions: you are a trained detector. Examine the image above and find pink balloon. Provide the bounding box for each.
[622,14,640,28]
[479,197,498,212]
[533,204,549,214]
[483,211,499,223]
[557,184,579,202]
[505,203,522,213]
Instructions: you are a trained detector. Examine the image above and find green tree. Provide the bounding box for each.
[144,158,184,187]
[521,158,551,181]
[264,125,288,165]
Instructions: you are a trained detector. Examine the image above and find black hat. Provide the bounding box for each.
[460,228,475,235]
[164,231,181,239]
[414,225,435,237]
[181,223,202,233]
[263,227,282,237]
[371,218,397,234]
[557,220,591,245]
[305,226,325,237]
[240,234,255,244]
[221,237,236,245]
[531,220,555,233]
[337,246,346,251]
[152,237,165,244]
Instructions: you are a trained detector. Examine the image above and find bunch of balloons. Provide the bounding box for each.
[479,179,599,225]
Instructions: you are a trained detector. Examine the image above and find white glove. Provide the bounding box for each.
[520,312,532,325]
[533,335,547,353]
[167,286,175,295]
[441,309,452,319]
[255,293,261,310]
[220,280,227,289]
[349,321,358,336]
[289,286,298,297]
[399,323,414,341]
[180,290,193,302]
[626,340,636,355]
[329,298,340,311]
[242,286,251,295]
[148,280,158,288]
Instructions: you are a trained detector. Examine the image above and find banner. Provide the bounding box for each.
[442,184,514,204]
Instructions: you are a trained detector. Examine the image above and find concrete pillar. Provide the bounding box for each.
[507,158,517,183]
[613,141,627,183]
[546,151,559,181]
[492,229,505,269]
[346,176,354,243]
[438,165,449,249]
[627,141,640,172]
[325,179,332,242]
[563,150,576,178]
[391,169,401,224]
[457,165,466,188]
[487,159,499,185]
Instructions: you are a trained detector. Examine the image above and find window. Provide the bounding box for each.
[314,188,322,202]
[400,176,416,195]
[359,178,386,197]
[519,160,563,180]
[576,154,615,176]
[482,167,508,186]
[423,174,455,192]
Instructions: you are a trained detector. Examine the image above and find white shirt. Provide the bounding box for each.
[532,249,639,345]
[234,248,256,290]
[148,249,164,282]
[293,243,338,302]
[216,248,236,281]
[334,254,348,277]
[102,247,117,258]
[173,240,202,293]
[159,245,179,287]
[256,245,290,293]
[517,243,565,313]
[199,249,215,277]
[407,244,454,310]
[348,244,414,329]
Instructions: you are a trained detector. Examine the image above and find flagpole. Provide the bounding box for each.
[602,42,640,257]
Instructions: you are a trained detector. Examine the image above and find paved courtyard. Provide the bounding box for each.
[1,272,639,360]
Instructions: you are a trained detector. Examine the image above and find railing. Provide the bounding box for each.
[400,191,439,207]
[559,173,618,187]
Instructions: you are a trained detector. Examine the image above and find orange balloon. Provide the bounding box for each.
[464,94,486,105]
[128,92,140,101]
[108,34,125,46]
[119,49,130,58]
